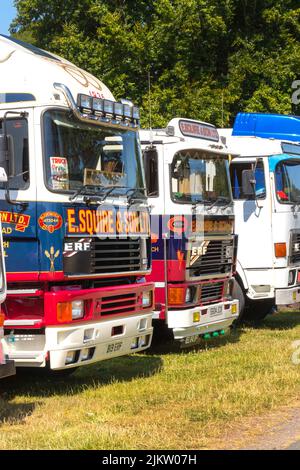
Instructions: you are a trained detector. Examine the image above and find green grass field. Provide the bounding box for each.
[1,310,300,450]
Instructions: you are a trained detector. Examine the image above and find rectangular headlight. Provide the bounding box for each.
[185,287,192,303]
[142,291,152,307]
[93,97,104,113]
[65,350,77,365]
[103,99,114,114]
[114,102,123,117]
[72,300,84,320]
[132,106,140,120]
[78,94,93,110]
[123,104,132,118]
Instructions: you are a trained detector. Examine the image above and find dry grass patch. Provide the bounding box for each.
[0,311,300,449]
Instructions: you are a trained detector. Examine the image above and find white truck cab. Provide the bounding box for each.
[140,118,239,346]
[220,112,300,321]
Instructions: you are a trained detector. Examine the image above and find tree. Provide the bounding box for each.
[10,0,300,127]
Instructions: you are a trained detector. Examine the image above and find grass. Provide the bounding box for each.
[1,310,300,449]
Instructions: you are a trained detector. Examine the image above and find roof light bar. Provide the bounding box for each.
[77,94,140,125]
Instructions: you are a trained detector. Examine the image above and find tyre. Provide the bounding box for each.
[244,298,275,322]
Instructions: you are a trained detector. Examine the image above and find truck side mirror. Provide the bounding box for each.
[143,148,159,197]
[242,169,256,197]
[0,134,15,179]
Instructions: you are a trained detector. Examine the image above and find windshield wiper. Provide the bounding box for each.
[207,196,232,211]
[69,184,147,206]
[126,188,147,208]
[192,198,212,210]
[69,184,98,202]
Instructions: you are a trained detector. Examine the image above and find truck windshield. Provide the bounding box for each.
[170,149,231,204]
[43,109,145,195]
[275,159,300,203]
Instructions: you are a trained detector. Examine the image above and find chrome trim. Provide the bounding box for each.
[4,319,41,326]
[65,268,152,279]
[7,289,39,295]
[187,272,233,282]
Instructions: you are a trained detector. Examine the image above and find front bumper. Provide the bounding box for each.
[275,286,300,305]
[167,299,239,344]
[0,339,15,378]
[3,313,153,370]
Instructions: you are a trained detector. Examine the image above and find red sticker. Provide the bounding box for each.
[167,216,188,234]
[39,212,63,233]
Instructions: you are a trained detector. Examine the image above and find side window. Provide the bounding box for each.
[143,147,159,197]
[0,118,29,190]
[230,160,266,200]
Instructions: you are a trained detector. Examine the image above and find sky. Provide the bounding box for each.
[0,0,17,35]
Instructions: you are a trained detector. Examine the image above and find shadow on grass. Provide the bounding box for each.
[0,397,38,425]
[0,354,163,400]
[243,310,300,331]
[146,321,244,356]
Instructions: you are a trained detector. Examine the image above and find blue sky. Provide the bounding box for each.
[0,0,17,35]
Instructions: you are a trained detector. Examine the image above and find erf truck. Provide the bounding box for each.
[220,112,300,321]
[0,35,154,371]
[140,119,239,346]
[0,167,15,378]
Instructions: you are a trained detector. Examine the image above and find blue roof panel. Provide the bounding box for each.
[232,112,300,142]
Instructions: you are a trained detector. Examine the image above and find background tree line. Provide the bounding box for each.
[9,0,300,127]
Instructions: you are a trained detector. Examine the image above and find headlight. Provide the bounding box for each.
[185,288,192,303]
[57,300,84,322]
[142,291,152,307]
[72,300,84,320]
[65,350,77,365]
[289,270,296,286]
[224,280,233,298]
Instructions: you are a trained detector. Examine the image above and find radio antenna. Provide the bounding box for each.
[221,91,224,128]
[148,70,152,130]
[148,69,154,144]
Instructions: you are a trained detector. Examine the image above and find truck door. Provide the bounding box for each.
[0,110,38,280]
[230,158,273,272]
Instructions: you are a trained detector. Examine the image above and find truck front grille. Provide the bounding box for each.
[63,237,149,276]
[290,231,300,265]
[95,292,138,316]
[200,281,224,305]
[92,238,143,274]
[186,237,234,280]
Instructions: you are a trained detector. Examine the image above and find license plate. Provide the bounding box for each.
[209,305,223,317]
[293,291,297,301]
[106,341,123,354]
[184,335,199,345]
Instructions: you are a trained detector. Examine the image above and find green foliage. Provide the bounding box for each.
[10,0,300,127]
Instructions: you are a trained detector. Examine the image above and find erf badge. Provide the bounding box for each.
[39,211,63,233]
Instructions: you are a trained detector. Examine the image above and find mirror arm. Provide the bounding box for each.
[5,186,28,210]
